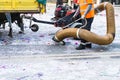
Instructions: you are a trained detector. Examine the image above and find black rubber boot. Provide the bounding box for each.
[86,43,92,48]
[76,44,85,50]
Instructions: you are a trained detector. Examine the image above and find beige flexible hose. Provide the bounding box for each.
[53,2,115,45]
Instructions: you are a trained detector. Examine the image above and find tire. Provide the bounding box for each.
[30,24,39,32]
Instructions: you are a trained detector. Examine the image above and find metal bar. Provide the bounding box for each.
[24,15,55,25]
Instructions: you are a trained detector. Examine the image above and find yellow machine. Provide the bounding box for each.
[0,0,46,37]
[0,0,46,13]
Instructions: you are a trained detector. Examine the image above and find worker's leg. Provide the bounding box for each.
[76,17,94,50]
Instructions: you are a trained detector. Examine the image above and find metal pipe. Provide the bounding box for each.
[24,16,54,25]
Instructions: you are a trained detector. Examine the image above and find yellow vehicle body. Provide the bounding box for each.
[0,0,46,13]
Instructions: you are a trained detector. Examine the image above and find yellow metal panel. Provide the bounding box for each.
[0,0,12,10]
[0,0,46,13]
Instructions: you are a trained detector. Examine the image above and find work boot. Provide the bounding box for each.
[86,43,92,48]
[76,44,85,50]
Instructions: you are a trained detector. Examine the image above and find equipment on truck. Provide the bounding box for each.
[0,0,46,37]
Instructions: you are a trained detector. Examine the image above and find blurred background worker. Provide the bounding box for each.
[76,0,95,50]
[56,0,63,7]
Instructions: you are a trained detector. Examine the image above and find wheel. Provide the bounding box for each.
[30,24,39,32]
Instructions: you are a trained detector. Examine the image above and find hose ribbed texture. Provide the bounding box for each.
[54,2,115,45]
